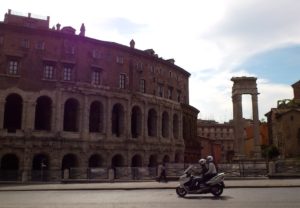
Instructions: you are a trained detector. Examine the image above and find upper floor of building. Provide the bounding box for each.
[0,10,190,104]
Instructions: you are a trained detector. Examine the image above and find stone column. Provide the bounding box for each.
[81,95,89,139]
[232,94,245,159]
[252,94,261,158]
[54,90,63,133]
[106,98,112,138]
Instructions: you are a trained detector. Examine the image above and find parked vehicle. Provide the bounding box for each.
[176,165,225,197]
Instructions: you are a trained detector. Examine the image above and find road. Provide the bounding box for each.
[0,188,299,208]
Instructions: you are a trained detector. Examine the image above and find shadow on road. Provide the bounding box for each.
[181,195,232,200]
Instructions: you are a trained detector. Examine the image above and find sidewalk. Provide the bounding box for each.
[1,178,300,191]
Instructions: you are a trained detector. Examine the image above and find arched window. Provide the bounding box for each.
[63,98,79,132]
[173,114,179,139]
[111,103,124,137]
[131,106,142,138]
[35,96,52,131]
[162,111,169,138]
[89,101,103,133]
[147,108,157,137]
[4,94,22,132]
[32,153,49,181]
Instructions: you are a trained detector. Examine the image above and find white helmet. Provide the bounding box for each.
[198,158,206,165]
[206,155,214,162]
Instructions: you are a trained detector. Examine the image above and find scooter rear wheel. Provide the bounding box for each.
[176,186,187,197]
[211,184,223,197]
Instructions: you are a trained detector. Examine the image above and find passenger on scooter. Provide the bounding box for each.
[192,158,208,188]
[203,155,217,183]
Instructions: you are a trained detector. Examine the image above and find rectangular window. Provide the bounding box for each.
[8,60,19,75]
[177,90,181,102]
[92,49,101,59]
[158,84,164,97]
[119,73,126,89]
[168,87,173,99]
[21,39,30,48]
[116,56,124,64]
[44,64,54,79]
[65,46,75,54]
[36,41,45,50]
[0,36,3,45]
[63,66,72,81]
[140,79,145,93]
[92,70,101,85]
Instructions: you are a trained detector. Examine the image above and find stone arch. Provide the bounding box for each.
[173,114,179,139]
[111,154,125,168]
[89,101,103,133]
[63,98,80,132]
[88,154,103,167]
[111,103,124,137]
[148,154,158,167]
[147,108,157,137]
[174,152,182,163]
[162,155,170,163]
[3,93,23,132]
[0,153,19,181]
[162,111,169,138]
[34,96,52,131]
[131,105,142,138]
[31,153,49,181]
[131,154,143,167]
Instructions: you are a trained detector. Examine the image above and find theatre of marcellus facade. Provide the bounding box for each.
[0,10,199,181]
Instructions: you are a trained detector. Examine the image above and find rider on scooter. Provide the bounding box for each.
[203,155,217,183]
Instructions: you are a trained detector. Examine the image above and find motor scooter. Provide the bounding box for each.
[176,165,225,197]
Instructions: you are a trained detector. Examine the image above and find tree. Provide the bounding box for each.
[261,145,280,160]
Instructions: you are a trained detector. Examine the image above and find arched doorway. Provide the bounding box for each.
[32,154,49,181]
[4,94,22,132]
[0,153,19,181]
[61,154,78,179]
[111,154,124,179]
[131,154,142,179]
[162,155,170,163]
[148,155,158,177]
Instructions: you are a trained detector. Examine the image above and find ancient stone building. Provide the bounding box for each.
[0,10,199,181]
[265,80,300,158]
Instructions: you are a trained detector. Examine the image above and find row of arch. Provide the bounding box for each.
[2,93,180,139]
[0,152,180,180]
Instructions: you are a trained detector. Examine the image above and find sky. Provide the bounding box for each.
[1,0,299,122]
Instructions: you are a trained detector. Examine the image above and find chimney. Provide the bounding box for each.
[130,39,135,48]
[56,23,61,31]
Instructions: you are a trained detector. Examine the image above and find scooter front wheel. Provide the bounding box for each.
[176,186,187,197]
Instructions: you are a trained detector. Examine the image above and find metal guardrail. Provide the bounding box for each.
[0,161,277,182]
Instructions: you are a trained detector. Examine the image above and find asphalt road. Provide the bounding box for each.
[0,188,300,208]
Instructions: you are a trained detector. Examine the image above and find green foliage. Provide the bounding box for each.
[261,145,280,160]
